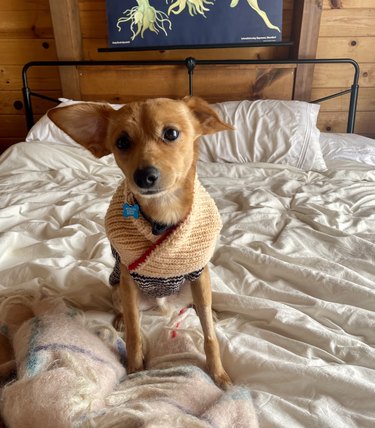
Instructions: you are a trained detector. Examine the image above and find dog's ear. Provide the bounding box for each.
[183,96,234,135]
[47,103,113,157]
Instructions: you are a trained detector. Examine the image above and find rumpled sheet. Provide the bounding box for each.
[1,141,375,427]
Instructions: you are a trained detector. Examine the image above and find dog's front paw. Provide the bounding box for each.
[127,352,145,374]
[113,313,125,332]
[212,369,232,390]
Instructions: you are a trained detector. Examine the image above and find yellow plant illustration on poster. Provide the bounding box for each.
[168,0,214,17]
[116,0,281,40]
[116,0,172,40]
[230,0,280,32]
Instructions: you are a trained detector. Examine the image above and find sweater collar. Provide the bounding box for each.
[136,201,175,236]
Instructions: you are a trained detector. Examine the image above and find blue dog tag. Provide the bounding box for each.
[123,203,140,219]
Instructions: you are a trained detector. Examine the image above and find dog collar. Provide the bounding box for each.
[122,190,174,236]
[137,201,175,236]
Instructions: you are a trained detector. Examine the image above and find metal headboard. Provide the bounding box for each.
[22,57,360,133]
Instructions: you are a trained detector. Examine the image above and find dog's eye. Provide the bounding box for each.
[162,128,179,142]
[115,134,131,151]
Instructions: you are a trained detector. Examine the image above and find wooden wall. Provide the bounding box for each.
[313,0,375,138]
[0,0,374,153]
[0,0,60,151]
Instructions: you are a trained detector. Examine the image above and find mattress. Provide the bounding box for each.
[1,133,375,426]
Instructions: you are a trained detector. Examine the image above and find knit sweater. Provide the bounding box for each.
[105,176,222,297]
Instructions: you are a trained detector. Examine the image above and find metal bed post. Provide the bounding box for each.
[348,79,360,134]
[22,84,34,132]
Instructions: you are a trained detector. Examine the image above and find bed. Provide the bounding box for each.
[1,59,375,427]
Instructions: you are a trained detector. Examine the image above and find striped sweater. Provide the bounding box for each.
[105,176,222,297]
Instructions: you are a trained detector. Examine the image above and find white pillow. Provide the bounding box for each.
[320,132,375,166]
[27,98,327,171]
[199,100,327,171]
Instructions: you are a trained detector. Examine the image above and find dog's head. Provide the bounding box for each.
[48,97,232,197]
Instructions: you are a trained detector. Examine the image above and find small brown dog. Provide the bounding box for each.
[48,97,233,388]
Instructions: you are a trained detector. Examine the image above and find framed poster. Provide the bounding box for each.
[105,1,283,50]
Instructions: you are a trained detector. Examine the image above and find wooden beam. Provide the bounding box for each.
[48,0,83,99]
[291,0,323,101]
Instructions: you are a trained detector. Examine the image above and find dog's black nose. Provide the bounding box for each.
[134,166,160,189]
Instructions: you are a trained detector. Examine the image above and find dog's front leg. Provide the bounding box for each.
[119,264,144,373]
[191,266,232,389]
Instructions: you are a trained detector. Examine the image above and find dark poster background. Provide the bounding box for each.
[106,1,283,50]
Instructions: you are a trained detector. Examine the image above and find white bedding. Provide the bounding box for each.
[1,140,375,427]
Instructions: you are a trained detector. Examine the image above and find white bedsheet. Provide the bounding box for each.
[1,141,375,427]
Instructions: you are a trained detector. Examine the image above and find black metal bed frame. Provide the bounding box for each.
[22,57,360,133]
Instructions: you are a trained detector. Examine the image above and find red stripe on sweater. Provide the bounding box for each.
[128,226,177,272]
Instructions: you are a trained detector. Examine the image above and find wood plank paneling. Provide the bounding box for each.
[312,63,375,88]
[312,87,375,112]
[78,0,103,11]
[317,37,375,62]
[318,111,375,134]
[79,65,189,101]
[359,63,375,87]
[2,115,28,138]
[1,115,41,138]
[323,0,375,9]
[1,39,57,63]
[312,90,350,111]
[0,0,49,10]
[0,11,53,38]
[78,65,295,104]
[0,65,60,91]
[320,9,375,36]
[1,91,25,114]
[315,1,375,136]
[1,90,60,114]
[0,0,60,151]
